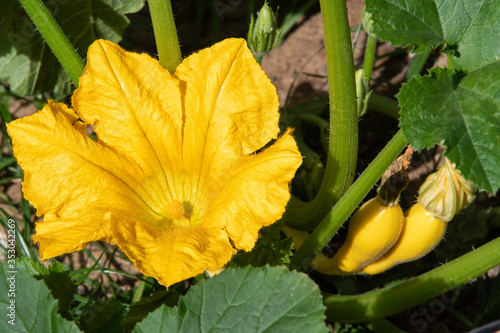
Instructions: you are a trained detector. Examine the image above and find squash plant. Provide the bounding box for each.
[0,0,499,331]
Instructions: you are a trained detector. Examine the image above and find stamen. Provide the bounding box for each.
[165,200,186,220]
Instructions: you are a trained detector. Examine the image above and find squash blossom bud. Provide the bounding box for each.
[248,1,282,63]
[418,157,476,222]
[355,68,371,116]
[361,10,374,35]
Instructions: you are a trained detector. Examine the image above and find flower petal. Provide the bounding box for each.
[174,38,280,208]
[112,219,236,287]
[203,130,302,251]
[7,101,160,259]
[72,39,184,205]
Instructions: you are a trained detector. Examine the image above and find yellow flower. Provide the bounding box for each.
[7,38,302,287]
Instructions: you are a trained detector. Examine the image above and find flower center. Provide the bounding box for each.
[165,200,186,220]
[165,200,192,228]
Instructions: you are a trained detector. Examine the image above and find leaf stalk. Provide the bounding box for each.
[148,0,182,73]
[289,130,407,270]
[324,236,500,322]
[18,0,85,87]
[284,0,358,230]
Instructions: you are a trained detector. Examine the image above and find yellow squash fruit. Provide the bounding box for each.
[362,203,447,275]
[310,255,350,275]
[282,227,349,275]
[335,198,405,272]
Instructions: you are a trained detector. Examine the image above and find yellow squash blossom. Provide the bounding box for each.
[7,38,302,287]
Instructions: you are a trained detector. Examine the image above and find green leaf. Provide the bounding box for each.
[0,260,81,332]
[122,284,185,330]
[0,0,146,97]
[80,299,127,333]
[229,221,294,268]
[23,258,77,321]
[133,266,327,332]
[398,67,500,193]
[365,0,500,70]
[368,0,500,192]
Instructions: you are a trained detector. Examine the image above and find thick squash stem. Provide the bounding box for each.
[149,0,182,73]
[18,0,84,86]
[283,0,358,230]
[289,130,407,270]
[324,236,500,323]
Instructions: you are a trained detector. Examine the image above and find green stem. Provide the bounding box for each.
[298,113,329,130]
[284,0,358,230]
[363,33,378,83]
[324,236,500,323]
[18,0,84,87]
[132,280,146,304]
[149,0,182,73]
[356,33,377,115]
[406,48,432,80]
[447,53,455,70]
[289,130,407,270]
[365,319,406,333]
[368,93,400,119]
[294,125,320,169]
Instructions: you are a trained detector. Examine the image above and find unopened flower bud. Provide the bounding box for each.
[418,157,476,222]
[355,68,371,116]
[248,1,282,63]
[362,10,374,35]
